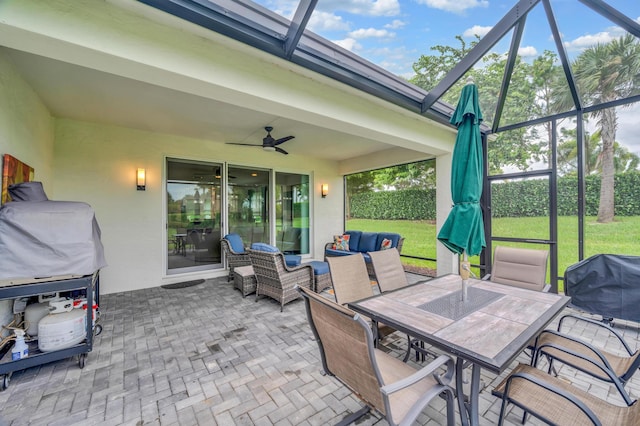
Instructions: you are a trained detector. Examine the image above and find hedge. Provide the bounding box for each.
[349,172,640,220]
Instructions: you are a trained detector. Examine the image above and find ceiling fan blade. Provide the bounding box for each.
[273,136,294,146]
[275,147,288,155]
[226,143,261,147]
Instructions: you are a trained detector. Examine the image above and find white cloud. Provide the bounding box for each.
[348,28,395,39]
[463,25,492,38]
[518,46,538,57]
[307,11,350,32]
[385,19,406,29]
[332,38,362,52]
[563,25,629,52]
[415,0,488,14]
[564,31,616,50]
[319,0,400,17]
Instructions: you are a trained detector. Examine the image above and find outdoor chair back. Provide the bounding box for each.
[298,286,456,426]
[493,363,640,425]
[248,246,312,311]
[221,233,251,281]
[326,254,374,305]
[368,248,408,292]
[488,246,549,292]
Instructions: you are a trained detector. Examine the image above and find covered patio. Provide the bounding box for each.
[1,0,640,424]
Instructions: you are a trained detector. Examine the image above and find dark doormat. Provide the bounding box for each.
[161,279,205,289]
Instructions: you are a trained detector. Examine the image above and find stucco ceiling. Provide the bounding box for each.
[5,48,428,163]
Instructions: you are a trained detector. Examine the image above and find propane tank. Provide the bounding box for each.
[38,309,86,352]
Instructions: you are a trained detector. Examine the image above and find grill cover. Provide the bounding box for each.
[564,254,640,322]
[0,201,107,280]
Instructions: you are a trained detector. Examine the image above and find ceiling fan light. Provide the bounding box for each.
[263,146,276,152]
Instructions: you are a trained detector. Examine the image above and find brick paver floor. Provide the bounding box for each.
[0,274,638,425]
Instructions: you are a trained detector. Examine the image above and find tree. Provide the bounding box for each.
[558,127,640,175]
[563,35,640,222]
[345,171,376,218]
[411,36,541,173]
[372,160,436,190]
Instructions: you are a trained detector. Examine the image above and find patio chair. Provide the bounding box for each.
[484,245,550,292]
[369,248,424,362]
[326,254,397,345]
[532,314,640,406]
[221,233,251,281]
[297,286,456,426]
[493,363,640,425]
[248,245,313,311]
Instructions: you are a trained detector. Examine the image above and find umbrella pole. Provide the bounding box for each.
[460,251,470,301]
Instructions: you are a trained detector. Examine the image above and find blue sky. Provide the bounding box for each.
[253,0,638,78]
[251,0,640,156]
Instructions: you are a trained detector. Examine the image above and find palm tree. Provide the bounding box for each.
[570,35,640,222]
[557,127,640,176]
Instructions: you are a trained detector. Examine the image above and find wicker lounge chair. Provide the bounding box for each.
[298,286,456,426]
[493,363,640,425]
[248,248,313,311]
[221,233,251,281]
[533,314,640,406]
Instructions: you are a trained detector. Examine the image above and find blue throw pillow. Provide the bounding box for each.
[224,233,245,253]
[251,242,280,253]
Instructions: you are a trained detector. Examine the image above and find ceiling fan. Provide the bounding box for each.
[227,126,294,155]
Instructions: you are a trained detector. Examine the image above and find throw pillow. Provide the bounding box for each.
[332,234,350,251]
[380,238,392,250]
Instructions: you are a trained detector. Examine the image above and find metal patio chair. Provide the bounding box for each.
[493,363,640,425]
[533,314,640,406]
[298,286,456,426]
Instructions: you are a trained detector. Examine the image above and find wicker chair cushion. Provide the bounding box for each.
[224,233,245,253]
[250,242,279,252]
[307,260,329,275]
[284,254,301,267]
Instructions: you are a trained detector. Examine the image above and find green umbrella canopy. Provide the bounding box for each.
[437,82,486,256]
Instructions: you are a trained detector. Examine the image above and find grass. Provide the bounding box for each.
[347,216,640,291]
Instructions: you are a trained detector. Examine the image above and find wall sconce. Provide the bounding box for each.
[137,168,146,191]
[321,183,328,198]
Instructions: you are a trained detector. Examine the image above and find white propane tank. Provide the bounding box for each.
[24,302,50,336]
[38,309,86,352]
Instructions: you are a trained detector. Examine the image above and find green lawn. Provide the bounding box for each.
[347,216,640,291]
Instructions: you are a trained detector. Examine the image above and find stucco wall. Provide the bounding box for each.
[53,119,342,294]
[0,50,55,335]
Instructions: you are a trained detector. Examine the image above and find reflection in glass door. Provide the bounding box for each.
[276,172,309,254]
[227,166,270,245]
[167,158,223,274]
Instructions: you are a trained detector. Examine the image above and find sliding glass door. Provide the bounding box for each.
[227,166,270,245]
[167,158,223,274]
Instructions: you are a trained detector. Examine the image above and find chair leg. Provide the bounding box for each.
[335,405,370,426]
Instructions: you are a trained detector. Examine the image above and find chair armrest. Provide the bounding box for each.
[498,368,602,424]
[481,273,490,281]
[536,330,618,374]
[380,355,454,396]
[558,314,634,355]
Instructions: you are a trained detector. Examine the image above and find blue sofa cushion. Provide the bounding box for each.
[376,233,401,250]
[250,242,279,253]
[358,232,378,253]
[344,230,362,252]
[307,260,329,275]
[224,233,245,253]
[284,254,302,267]
[325,248,357,257]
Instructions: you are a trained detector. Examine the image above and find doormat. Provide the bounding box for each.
[161,279,205,289]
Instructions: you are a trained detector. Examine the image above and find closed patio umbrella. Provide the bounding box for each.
[437,80,486,297]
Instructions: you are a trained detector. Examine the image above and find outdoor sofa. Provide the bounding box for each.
[324,230,403,277]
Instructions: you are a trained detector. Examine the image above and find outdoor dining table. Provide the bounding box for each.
[347,274,571,426]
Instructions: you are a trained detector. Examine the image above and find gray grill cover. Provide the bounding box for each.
[565,254,640,322]
[0,201,107,280]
